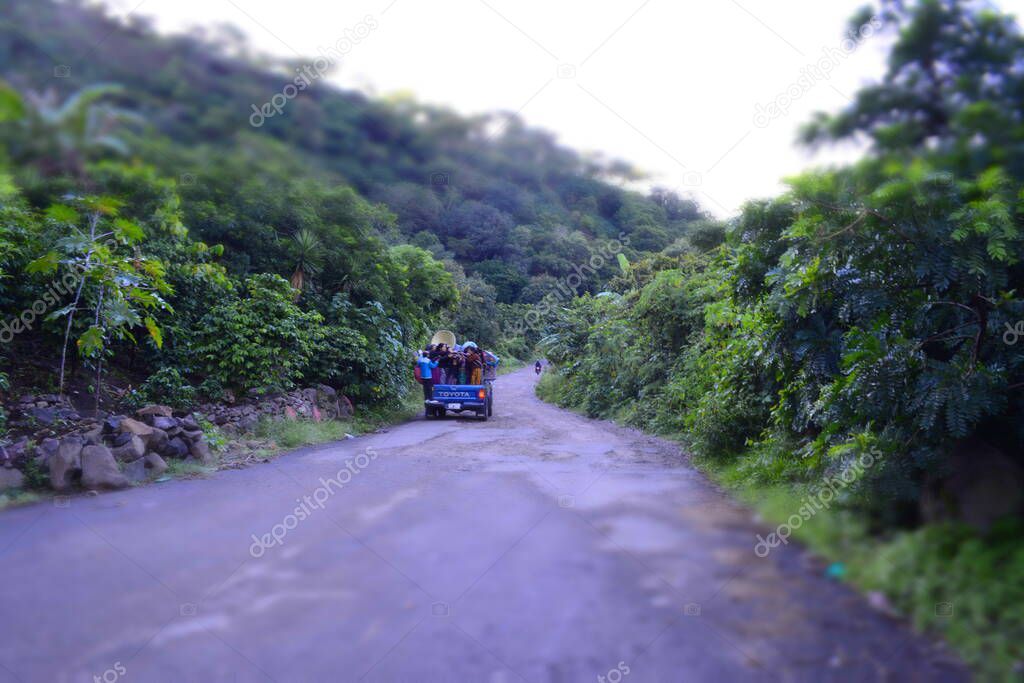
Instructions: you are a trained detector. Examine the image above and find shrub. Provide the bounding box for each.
[309,296,410,406]
[197,377,226,403]
[123,367,197,410]
[193,274,323,393]
[20,453,49,490]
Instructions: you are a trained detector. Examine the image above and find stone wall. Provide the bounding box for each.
[2,406,214,493]
[0,384,354,494]
[197,384,353,435]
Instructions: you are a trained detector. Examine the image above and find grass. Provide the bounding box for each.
[535,370,592,418]
[498,355,526,375]
[0,489,41,510]
[536,372,1024,683]
[255,419,358,450]
[250,388,423,452]
[703,455,1024,682]
[164,458,215,479]
[535,370,562,401]
[347,390,423,434]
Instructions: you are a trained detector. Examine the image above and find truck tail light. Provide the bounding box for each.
[478,389,486,399]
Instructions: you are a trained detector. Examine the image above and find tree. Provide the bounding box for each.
[288,228,324,292]
[800,0,1024,170]
[13,84,138,177]
[441,201,515,260]
[472,259,527,303]
[448,275,500,347]
[26,196,170,400]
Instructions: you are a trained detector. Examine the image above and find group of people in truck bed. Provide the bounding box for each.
[415,341,499,400]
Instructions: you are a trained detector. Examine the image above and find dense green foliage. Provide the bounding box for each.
[0,140,456,406]
[193,273,324,393]
[542,0,1024,513]
[0,0,714,308]
[866,520,1024,675]
[0,0,715,410]
[122,366,197,411]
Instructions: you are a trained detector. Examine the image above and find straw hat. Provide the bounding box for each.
[431,329,457,347]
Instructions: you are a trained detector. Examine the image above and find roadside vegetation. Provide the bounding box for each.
[256,388,424,450]
[0,0,702,434]
[537,2,1024,679]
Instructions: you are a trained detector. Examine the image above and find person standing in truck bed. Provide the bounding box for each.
[416,351,438,401]
[482,349,500,382]
[464,342,483,385]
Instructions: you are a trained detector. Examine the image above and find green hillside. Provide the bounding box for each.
[0,0,715,309]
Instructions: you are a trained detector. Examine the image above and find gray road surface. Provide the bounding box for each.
[0,369,967,682]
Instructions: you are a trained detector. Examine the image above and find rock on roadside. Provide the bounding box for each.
[0,468,25,490]
[119,418,169,454]
[111,434,146,463]
[123,453,168,482]
[188,440,214,465]
[80,445,130,490]
[50,437,84,492]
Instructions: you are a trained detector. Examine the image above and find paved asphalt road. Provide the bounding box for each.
[0,369,967,682]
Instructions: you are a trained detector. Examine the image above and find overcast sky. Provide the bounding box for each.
[104,0,1024,217]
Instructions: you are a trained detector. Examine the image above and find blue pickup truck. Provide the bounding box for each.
[425,382,493,420]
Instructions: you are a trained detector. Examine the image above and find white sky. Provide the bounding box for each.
[104,0,1024,217]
